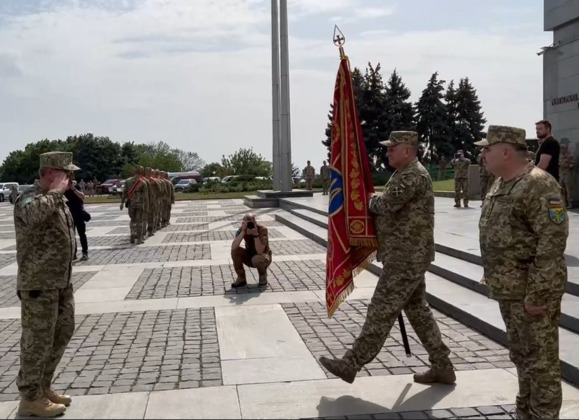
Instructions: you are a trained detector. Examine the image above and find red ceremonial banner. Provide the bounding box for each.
[326,53,378,317]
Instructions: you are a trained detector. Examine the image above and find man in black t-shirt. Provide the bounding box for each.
[64,176,89,261]
[534,120,560,181]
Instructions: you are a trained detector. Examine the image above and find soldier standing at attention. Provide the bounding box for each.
[318,131,455,386]
[559,139,574,208]
[144,167,158,237]
[477,150,495,206]
[320,160,330,195]
[452,150,471,208]
[13,152,79,417]
[304,161,315,190]
[476,125,568,419]
[120,166,149,244]
[163,172,175,225]
[438,155,447,181]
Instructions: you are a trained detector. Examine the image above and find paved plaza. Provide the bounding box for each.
[0,198,578,418]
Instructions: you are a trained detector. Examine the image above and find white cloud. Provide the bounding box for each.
[0,0,551,171]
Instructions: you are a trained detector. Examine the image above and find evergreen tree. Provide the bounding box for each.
[416,72,451,162]
[379,69,416,170]
[455,77,486,160]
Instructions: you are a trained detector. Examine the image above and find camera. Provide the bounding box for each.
[246,221,255,230]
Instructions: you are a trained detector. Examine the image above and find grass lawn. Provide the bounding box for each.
[84,191,259,204]
[432,178,454,192]
[84,180,455,205]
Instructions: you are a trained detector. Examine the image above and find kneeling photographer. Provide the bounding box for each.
[231,213,271,288]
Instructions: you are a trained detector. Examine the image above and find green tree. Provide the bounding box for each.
[444,80,460,157]
[379,69,416,170]
[67,134,124,183]
[416,72,451,162]
[175,150,205,171]
[201,162,228,178]
[221,148,272,176]
[135,141,183,172]
[453,77,486,160]
[291,163,300,178]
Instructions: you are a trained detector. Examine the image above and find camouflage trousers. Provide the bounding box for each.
[147,204,157,235]
[560,172,573,208]
[343,262,453,371]
[438,169,446,181]
[454,178,469,205]
[321,179,330,195]
[129,206,145,241]
[498,299,562,419]
[306,179,314,190]
[480,176,490,201]
[231,247,271,277]
[17,285,75,401]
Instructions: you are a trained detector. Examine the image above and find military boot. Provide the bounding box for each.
[413,367,456,385]
[44,388,72,406]
[231,270,247,288]
[258,272,268,286]
[136,237,145,245]
[319,356,357,384]
[18,397,67,417]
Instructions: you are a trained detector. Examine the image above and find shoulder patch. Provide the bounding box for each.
[547,197,565,224]
[19,196,33,208]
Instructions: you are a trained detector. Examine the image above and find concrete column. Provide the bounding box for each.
[279,0,293,191]
[271,0,282,191]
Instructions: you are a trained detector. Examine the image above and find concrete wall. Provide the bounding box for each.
[543,0,579,204]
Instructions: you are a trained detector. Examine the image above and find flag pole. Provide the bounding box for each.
[332,25,412,357]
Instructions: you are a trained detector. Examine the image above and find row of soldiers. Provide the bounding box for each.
[303,160,331,194]
[120,166,175,244]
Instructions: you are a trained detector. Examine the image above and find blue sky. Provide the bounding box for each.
[0,0,550,169]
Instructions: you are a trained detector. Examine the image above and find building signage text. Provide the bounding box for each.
[551,93,579,106]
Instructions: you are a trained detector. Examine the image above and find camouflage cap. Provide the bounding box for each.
[39,151,80,171]
[474,125,527,149]
[379,131,418,147]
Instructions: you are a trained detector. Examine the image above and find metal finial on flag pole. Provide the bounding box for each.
[333,25,346,59]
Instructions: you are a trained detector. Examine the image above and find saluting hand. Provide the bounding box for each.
[50,171,70,193]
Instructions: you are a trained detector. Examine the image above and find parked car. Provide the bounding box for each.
[0,182,18,202]
[170,172,204,185]
[205,176,221,183]
[111,180,126,196]
[99,179,121,194]
[174,179,197,192]
[221,175,240,184]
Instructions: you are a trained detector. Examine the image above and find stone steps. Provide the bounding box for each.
[274,208,579,386]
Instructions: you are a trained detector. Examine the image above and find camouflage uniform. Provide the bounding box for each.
[560,146,574,208]
[333,132,454,379]
[145,168,158,236]
[13,152,78,409]
[320,163,330,195]
[121,174,149,243]
[10,185,18,204]
[304,163,315,190]
[476,126,568,420]
[438,156,447,181]
[452,154,471,207]
[164,172,175,225]
[477,152,495,202]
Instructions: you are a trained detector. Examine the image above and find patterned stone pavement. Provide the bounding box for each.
[0,198,576,419]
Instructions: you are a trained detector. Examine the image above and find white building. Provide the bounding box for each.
[543,0,579,202]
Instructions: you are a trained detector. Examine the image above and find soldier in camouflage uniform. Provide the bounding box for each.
[476,125,568,419]
[120,166,149,244]
[304,161,315,190]
[320,161,330,195]
[452,150,471,207]
[13,152,79,417]
[144,167,158,237]
[319,132,455,386]
[162,172,175,226]
[154,169,165,231]
[559,139,574,208]
[438,155,448,181]
[477,150,495,206]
